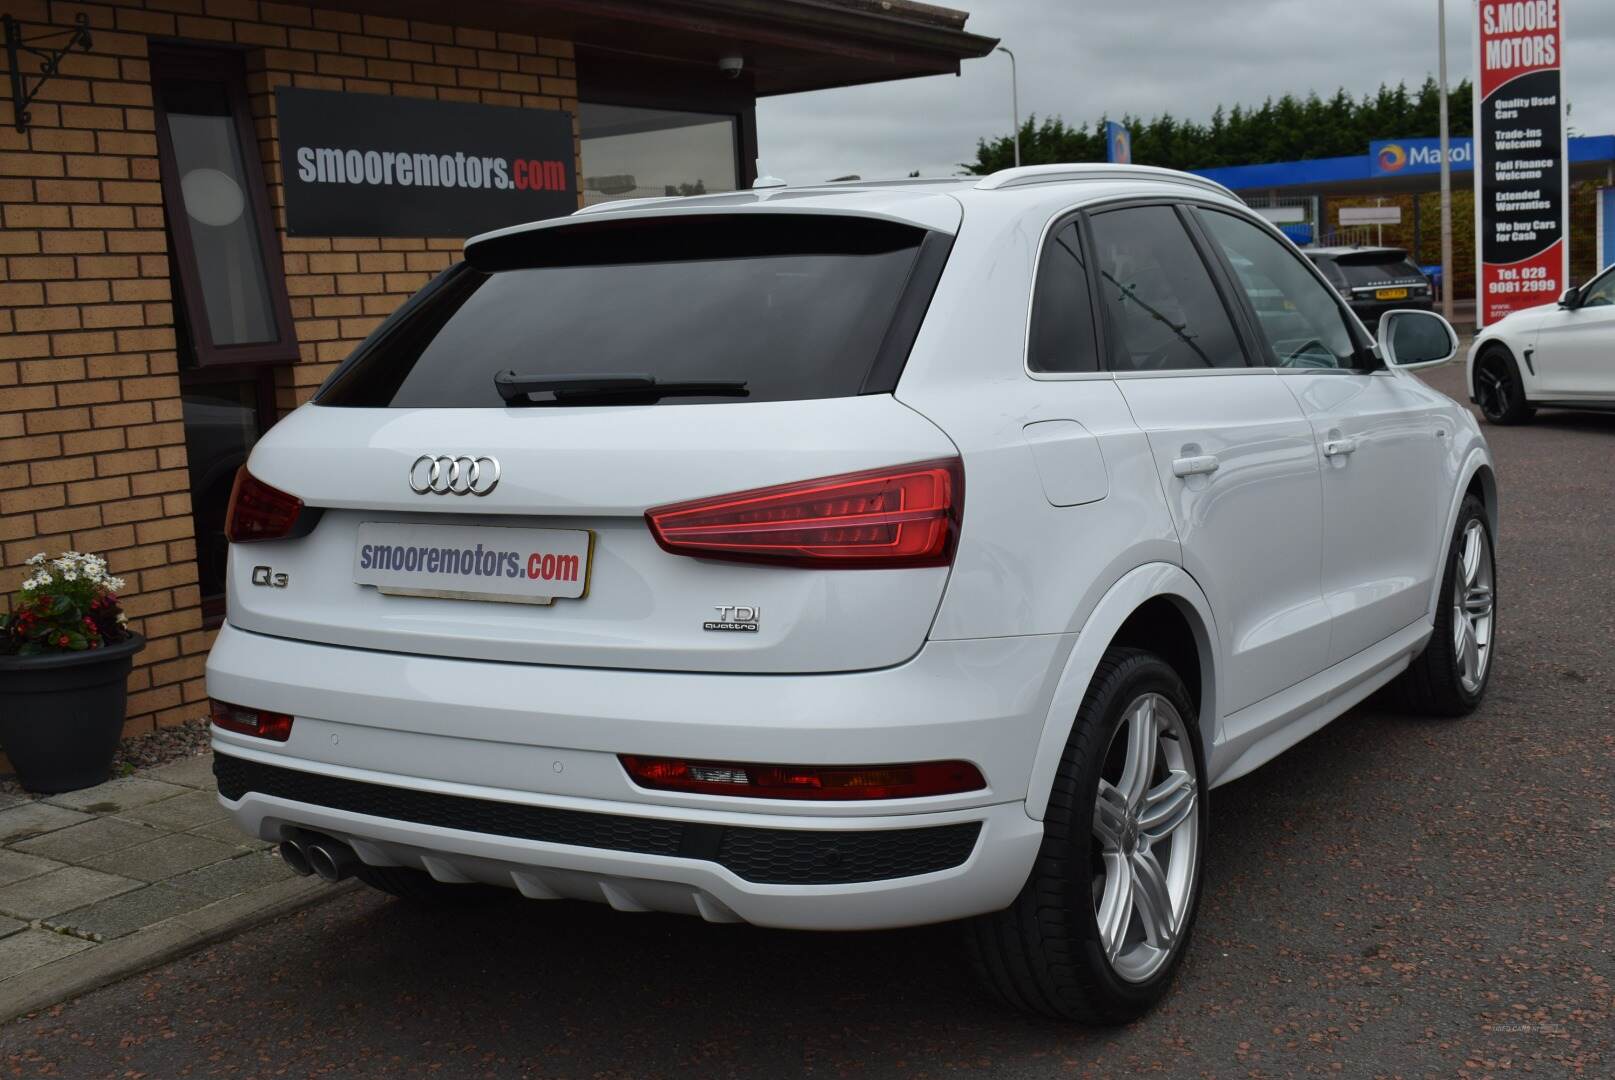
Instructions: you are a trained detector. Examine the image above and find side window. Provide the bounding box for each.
[1088,206,1246,371]
[1197,210,1363,370]
[1028,221,1100,373]
[1580,267,1615,307]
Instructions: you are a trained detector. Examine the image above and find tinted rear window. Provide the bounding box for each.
[1333,253,1425,287]
[317,214,932,408]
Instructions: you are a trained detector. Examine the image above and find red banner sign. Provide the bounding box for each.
[1473,1,1568,326]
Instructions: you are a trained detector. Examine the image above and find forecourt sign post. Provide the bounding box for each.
[1473,0,1568,328]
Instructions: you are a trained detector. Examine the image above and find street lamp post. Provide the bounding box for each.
[1437,0,1454,322]
[996,45,1020,168]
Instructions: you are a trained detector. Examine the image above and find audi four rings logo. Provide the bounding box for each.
[409,455,500,496]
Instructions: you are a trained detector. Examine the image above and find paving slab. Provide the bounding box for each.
[118,789,228,832]
[0,850,66,889]
[42,777,189,814]
[186,819,269,851]
[0,793,27,811]
[83,833,241,884]
[0,866,142,921]
[0,803,92,845]
[138,754,215,790]
[44,883,214,942]
[11,817,160,863]
[0,916,24,940]
[172,850,296,901]
[0,929,94,982]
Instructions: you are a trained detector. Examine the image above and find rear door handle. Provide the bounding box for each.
[1171,454,1220,478]
[1323,437,1358,458]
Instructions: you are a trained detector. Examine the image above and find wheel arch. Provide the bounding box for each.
[1024,563,1218,820]
[1425,449,1498,617]
[1470,336,1532,402]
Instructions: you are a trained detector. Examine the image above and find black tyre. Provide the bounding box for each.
[357,865,505,907]
[967,647,1206,1024]
[1387,495,1496,717]
[1473,346,1535,424]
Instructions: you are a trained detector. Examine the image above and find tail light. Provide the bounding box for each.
[209,699,293,741]
[225,468,303,543]
[620,755,985,801]
[645,457,962,568]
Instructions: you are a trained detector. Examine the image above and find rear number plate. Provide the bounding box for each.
[1375,287,1409,300]
[355,523,592,605]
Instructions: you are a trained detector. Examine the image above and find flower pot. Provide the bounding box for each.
[0,633,144,794]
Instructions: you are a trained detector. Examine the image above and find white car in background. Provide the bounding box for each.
[1468,264,1615,423]
[207,164,1497,1024]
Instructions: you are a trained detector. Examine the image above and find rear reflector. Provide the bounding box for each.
[619,755,985,800]
[645,457,962,568]
[225,468,304,543]
[209,700,294,742]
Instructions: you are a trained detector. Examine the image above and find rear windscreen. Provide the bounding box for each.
[1334,253,1425,287]
[316,214,933,408]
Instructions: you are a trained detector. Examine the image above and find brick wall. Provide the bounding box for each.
[1,0,578,768]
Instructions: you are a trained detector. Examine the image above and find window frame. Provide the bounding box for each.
[1080,198,1262,377]
[1186,204,1380,373]
[150,44,299,369]
[178,362,279,627]
[1024,215,1105,376]
[1577,263,1615,307]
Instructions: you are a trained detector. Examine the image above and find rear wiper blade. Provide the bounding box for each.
[494,371,748,406]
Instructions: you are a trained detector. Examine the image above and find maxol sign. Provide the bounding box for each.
[1369,137,1475,177]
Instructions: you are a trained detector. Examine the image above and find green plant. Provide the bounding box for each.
[0,551,130,657]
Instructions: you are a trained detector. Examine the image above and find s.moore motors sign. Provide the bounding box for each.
[275,88,577,237]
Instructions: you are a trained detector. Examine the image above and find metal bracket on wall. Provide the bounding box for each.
[3,13,93,134]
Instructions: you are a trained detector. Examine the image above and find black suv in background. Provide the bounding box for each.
[1304,246,1434,328]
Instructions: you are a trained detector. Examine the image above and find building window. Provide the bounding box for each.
[579,102,739,204]
[180,369,278,619]
[151,45,298,367]
[151,46,296,620]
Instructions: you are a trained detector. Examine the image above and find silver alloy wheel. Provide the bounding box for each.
[1452,519,1495,693]
[1091,692,1200,983]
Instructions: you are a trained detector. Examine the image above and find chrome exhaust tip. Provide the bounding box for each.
[278,838,314,877]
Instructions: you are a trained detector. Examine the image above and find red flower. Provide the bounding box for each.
[57,634,69,646]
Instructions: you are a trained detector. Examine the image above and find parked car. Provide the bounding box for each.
[207,164,1496,1024]
[1304,245,1435,327]
[1467,263,1615,423]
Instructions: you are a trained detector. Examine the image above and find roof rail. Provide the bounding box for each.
[974,163,1238,201]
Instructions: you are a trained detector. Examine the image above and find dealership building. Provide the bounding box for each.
[0,0,994,756]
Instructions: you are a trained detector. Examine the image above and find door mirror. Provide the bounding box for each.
[1558,285,1581,309]
[1377,309,1458,370]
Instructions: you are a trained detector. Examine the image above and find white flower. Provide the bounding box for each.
[63,570,78,582]
[116,612,128,625]
[25,553,45,566]
[105,576,126,592]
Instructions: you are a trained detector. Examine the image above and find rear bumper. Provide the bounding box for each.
[204,622,1065,929]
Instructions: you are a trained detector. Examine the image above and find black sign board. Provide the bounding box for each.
[1472,2,1568,326]
[276,88,577,238]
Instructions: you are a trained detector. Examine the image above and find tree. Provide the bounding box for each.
[965,80,1475,174]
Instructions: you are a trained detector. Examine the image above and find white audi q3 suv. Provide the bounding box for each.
[207,163,1498,1022]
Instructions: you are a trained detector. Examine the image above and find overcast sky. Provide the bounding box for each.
[755,0,1615,182]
